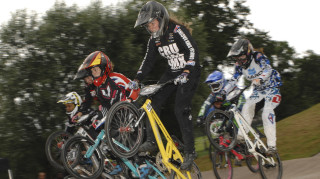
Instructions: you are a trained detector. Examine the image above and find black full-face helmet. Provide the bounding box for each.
[134,1,169,38]
[227,39,254,69]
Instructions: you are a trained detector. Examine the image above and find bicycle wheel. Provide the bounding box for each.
[209,144,215,162]
[245,149,259,173]
[212,150,233,179]
[105,101,144,158]
[169,161,202,179]
[205,109,237,151]
[61,136,104,179]
[259,152,282,179]
[45,130,71,171]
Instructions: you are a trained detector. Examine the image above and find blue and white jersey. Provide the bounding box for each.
[224,52,282,93]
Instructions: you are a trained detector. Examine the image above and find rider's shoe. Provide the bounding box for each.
[109,164,122,175]
[266,146,277,155]
[138,141,157,153]
[180,151,197,170]
[139,164,151,178]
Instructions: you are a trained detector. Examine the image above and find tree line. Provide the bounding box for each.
[0,0,319,178]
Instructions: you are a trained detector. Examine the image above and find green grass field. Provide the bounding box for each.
[195,103,320,171]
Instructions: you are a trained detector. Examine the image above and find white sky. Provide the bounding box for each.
[0,0,319,55]
[245,0,320,55]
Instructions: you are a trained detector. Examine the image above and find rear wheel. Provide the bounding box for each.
[105,101,144,158]
[169,161,202,179]
[259,152,282,179]
[212,151,233,179]
[205,109,237,152]
[45,130,71,171]
[61,136,104,179]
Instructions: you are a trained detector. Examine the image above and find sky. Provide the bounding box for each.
[0,0,319,55]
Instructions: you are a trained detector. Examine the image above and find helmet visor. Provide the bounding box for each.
[233,55,247,66]
[74,68,89,80]
[134,10,153,28]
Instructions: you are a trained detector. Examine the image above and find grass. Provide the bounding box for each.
[194,103,320,171]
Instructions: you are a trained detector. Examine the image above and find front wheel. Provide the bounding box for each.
[45,130,71,171]
[205,109,237,152]
[212,150,233,179]
[105,101,144,158]
[259,152,283,179]
[61,136,104,179]
[169,161,202,179]
[245,148,260,173]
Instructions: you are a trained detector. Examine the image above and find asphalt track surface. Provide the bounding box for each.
[201,153,320,179]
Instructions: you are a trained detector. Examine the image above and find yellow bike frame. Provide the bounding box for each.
[142,99,192,179]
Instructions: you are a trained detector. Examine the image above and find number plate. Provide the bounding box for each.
[146,102,152,112]
[77,127,87,137]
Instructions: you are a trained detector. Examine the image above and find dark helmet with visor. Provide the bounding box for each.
[76,51,112,87]
[227,39,254,69]
[134,1,169,38]
[74,68,90,80]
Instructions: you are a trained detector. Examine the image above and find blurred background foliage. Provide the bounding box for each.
[0,0,319,178]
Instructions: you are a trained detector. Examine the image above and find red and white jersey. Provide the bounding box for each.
[109,72,140,101]
[109,72,131,90]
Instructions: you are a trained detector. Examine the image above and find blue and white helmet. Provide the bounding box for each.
[205,71,225,93]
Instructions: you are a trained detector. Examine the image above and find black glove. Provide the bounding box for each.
[196,116,205,126]
[174,72,189,85]
[215,91,226,102]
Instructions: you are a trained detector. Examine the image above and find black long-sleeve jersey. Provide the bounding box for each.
[79,84,97,113]
[135,21,200,81]
[95,77,127,111]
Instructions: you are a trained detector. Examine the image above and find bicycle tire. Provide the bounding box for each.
[105,101,144,158]
[212,150,233,179]
[169,161,202,179]
[205,109,237,152]
[209,144,215,162]
[45,130,71,171]
[61,136,104,179]
[245,148,259,173]
[259,152,283,179]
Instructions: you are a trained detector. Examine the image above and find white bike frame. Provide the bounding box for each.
[230,104,276,165]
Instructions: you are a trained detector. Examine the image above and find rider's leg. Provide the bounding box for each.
[261,88,281,150]
[239,90,263,137]
[139,75,177,152]
[175,68,201,170]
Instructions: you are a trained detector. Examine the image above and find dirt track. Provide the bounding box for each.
[201,153,320,179]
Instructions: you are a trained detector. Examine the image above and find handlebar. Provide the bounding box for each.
[139,79,175,97]
[226,86,249,105]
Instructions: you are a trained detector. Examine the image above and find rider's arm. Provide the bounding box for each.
[255,53,273,82]
[135,37,157,82]
[224,65,243,94]
[79,86,93,113]
[198,93,215,118]
[174,25,199,73]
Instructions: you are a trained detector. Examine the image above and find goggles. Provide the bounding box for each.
[208,82,222,92]
[232,55,247,66]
